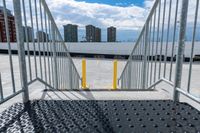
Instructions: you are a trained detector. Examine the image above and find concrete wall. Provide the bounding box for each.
[66,42,134,56]
[0,42,200,58]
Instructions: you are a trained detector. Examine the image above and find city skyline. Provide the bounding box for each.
[2,1,200,42]
[64,23,118,42]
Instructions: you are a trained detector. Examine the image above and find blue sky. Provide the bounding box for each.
[75,0,144,7]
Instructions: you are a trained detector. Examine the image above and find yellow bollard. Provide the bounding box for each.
[82,59,87,89]
[113,60,118,90]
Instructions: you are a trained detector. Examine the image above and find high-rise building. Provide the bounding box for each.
[86,25,96,42]
[64,24,78,42]
[36,31,49,42]
[95,27,101,42]
[86,25,101,42]
[0,6,16,42]
[107,26,116,42]
[23,26,33,42]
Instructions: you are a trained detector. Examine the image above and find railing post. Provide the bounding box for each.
[142,23,149,89]
[51,23,58,89]
[13,0,29,102]
[173,0,189,101]
[113,60,118,90]
[82,59,87,89]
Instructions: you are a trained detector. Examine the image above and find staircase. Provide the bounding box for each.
[0,0,200,132]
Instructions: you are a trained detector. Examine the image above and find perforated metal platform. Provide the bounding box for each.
[0,100,200,133]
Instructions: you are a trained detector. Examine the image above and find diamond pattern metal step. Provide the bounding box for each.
[0,100,200,133]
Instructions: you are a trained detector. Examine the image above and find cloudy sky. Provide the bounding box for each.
[3,0,199,42]
[45,0,154,42]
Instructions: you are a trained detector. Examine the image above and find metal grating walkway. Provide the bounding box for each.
[0,100,200,133]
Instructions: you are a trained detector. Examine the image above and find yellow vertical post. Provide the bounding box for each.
[82,59,87,89]
[113,60,118,90]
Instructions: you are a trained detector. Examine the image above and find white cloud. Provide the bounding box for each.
[46,0,150,30]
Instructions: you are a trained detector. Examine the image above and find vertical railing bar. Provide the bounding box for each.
[49,19,55,88]
[61,45,64,89]
[44,8,51,86]
[35,0,43,79]
[169,0,179,81]
[150,9,157,85]
[39,0,47,87]
[64,57,67,89]
[158,0,166,79]
[57,34,60,89]
[142,22,149,89]
[55,35,59,89]
[140,37,144,89]
[132,55,135,88]
[187,0,199,93]
[56,33,59,89]
[133,50,136,89]
[140,36,144,89]
[62,46,65,89]
[0,73,4,101]
[137,42,141,88]
[154,0,161,84]
[139,40,143,89]
[3,0,16,93]
[58,41,61,89]
[135,53,138,89]
[29,0,38,78]
[128,58,132,89]
[22,0,32,82]
[60,42,63,89]
[134,54,137,88]
[55,38,58,89]
[173,0,189,101]
[69,58,72,89]
[59,38,61,89]
[163,0,172,78]
[138,44,141,89]
[13,0,29,102]
[136,51,138,89]
[49,19,54,87]
[52,22,58,89]
[59,43,62,89]
[147,18,152,87]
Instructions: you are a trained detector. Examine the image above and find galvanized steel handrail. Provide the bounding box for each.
[118,0,200,104]
[119,0,159,81]
[0,0,81,104]
[41,0,81,80]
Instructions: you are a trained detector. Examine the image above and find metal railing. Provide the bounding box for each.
[0,0,81,104]
[119,0,200,103]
